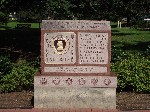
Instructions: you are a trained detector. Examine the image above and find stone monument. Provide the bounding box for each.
[34,20,117,110]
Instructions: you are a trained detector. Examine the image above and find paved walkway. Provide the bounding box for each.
[0,108,149,112]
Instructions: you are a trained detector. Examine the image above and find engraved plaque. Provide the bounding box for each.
[41,20,111,75]
[44,32,76,64]
[78,32,108,64]
[44,66,107,73]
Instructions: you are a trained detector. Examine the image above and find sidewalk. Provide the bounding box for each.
[0,108,149,112]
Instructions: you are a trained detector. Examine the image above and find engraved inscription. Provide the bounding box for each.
[78,32,108,64]
[42,20,111,31]
[44,66,107,73]
[44,32,76,64]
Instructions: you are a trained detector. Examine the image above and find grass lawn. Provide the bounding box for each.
[0,21,40,30]
[112,28,150,46]
[111,23,150,53]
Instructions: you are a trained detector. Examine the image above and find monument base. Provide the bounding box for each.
[34,73,117,109]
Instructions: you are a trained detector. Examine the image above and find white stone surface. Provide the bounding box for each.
[44,66,107,73]
[44,32,76,64]
[78,32,108,64]
[34,87,116,109]
[34,76,117,87]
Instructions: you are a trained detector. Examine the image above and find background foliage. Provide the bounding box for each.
[0,11,8,24]
[111,49,150,93]
[0,0,150,25]
[0,57,38,92]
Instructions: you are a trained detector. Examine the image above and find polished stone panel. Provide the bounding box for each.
[78,32,108,64]
[44,32,76,64]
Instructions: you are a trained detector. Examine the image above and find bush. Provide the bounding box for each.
[111,49,150,93]
[130,19,150,29]
[18,10,40,22]
[0,61,37,92]
[0,55,12,80]
[30,56,40,69]
[0,11,8,24]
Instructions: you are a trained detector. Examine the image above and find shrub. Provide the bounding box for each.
[130,19,150,29]
[30,56,40,69]
[111,50,150,93]
[0,55,12,80]
[0,11,8,24]
[0,61,37,92]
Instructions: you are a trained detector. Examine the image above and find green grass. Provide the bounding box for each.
[0,21,41,30]
[112,28,150,45]
[111,21,150,52]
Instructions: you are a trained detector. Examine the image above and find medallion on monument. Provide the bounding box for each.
[51,35,69,55]
[44,32,76,64]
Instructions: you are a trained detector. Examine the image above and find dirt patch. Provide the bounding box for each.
[0,91,33,109]
[117,92,150,111]
[0,91,149,111]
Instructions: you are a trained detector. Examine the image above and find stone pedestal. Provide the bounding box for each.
[34,72,117,109]
[34,20,117,110]
[34,86,116,109]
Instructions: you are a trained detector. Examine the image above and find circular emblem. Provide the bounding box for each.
[51,35,69,55]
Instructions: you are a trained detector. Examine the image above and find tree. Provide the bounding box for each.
[1,0,149,24]
[0,11,8,25]
[44,0,74,19]
[114,0,150,26]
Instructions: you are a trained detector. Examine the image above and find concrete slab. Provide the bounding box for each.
[34,87,116,109]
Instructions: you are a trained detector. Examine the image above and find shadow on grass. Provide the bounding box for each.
[0,25,12,30]
[0,28,40,61]
[112,40,150,54]
[122,41,150,51]
[137,29,150,31]
[111,29,119,32]
[111,24,117,28]
[112,32,137,36]
[111,29,140,36]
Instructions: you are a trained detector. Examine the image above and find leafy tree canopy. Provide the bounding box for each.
[0,0,149,22]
